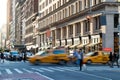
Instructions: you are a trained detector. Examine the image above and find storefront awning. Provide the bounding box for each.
[86,43,100,47]
[77,44,83,48]
[65,45,70,48]
[86,43,93,47]
[70,44,79,48]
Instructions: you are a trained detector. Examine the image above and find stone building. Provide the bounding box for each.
[36,0,120,53]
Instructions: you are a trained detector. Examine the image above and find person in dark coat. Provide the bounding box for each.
[22,50,27,62]
[113,52,119,68]
[0,52,4,63]
[109,52,113,68]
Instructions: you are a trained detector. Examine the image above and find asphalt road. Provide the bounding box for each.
[0,60,120,80]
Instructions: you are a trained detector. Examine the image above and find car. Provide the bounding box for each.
[83,51,110,64]
[28,49,70,65]
[3,52,10,60]
[9,51,21,61]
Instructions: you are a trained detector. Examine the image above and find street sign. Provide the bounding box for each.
[103,48,112,52]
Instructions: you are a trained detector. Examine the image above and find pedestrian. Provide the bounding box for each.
[0,52,4,63]
[23,52,27,62]
[74,49,84,71]
[109,52,113,68]
[113,52,119,68]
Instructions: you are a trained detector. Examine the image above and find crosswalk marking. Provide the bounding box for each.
[57,67,75,71]
[40,68,54,72]
[1,67,119,75]
[14,68,23,74]
[48,67,64,71]
[22,68,33,73]
[31,68,44,72]
[5,69,13,74]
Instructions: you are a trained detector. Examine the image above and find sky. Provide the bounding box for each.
[0,0,7,29]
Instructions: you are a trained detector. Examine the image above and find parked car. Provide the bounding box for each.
[83,51,109,64]
[3,52,10,60]
[28,49,70,65]
[9,51,21,61]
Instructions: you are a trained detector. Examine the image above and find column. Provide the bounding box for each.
[66,26,69,39]
[73,24,76,37]
[61,27,63,40]
[102,14,114,52]
[90,18,94,34]
[81,21,84,36]
[118,6,120,60]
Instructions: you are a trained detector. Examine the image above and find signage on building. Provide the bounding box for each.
[46,29,51,38]
[103,48,112,52]
[100,15,106,25]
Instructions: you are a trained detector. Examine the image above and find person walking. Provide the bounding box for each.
[74,49,84,71]
[0,52,4,63]
[23,52,27,62]
[113,52,119,68]
[109,52,114,68]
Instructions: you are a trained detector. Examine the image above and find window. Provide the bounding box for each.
[69,6,71,16]
[93,0,97,5]
[85,20,90,32]
[65,8,67,17]
[71,5,74,14]
[79,1,82,11]
[75,22,81,36]
[62,27,66,38]
[69,25,73,36]
[114,14,119,28]
[94,17,101,30]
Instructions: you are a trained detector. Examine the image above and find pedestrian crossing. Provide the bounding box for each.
[0,66,120,75]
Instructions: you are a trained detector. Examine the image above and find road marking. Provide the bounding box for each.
[79,71,112,80]
[59,67,112,80]
[57,67,74,71]
[5,69,13,74]
[48,67,64,71]
[35,72,54,80]
[22,68,33,73]
[40,68,54,72]
[14,68,23,74]
[31,68,44,72]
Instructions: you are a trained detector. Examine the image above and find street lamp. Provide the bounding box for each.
[118,6,120,63]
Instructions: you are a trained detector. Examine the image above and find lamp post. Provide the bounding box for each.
[118,6,120,63]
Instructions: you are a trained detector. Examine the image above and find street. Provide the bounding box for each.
[0,61,120,80]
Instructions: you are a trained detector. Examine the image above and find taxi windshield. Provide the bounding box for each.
[85,52,94,56]
[35,51,45,55]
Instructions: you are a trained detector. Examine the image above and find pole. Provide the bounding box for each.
[118,6,120,63]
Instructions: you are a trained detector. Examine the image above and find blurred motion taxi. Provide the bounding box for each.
[28,49,70,65]
[83,51,109,64]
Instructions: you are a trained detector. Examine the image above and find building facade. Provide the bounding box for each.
[24,0,38,50]
[37,0,120,53]
[15,0,26,45]
[6,0,13,49]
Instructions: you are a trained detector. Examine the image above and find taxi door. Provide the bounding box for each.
[90,52,103,63]
[101,52,109,63]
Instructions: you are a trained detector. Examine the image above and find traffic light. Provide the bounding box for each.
[86,15,91,22]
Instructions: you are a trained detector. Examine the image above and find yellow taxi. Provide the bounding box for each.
[83,51,109,64]
[28,49,70,65]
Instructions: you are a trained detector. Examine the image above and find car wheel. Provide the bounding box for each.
[87,60,92,64]
[59,60,66,65]
[34,60,40,65]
